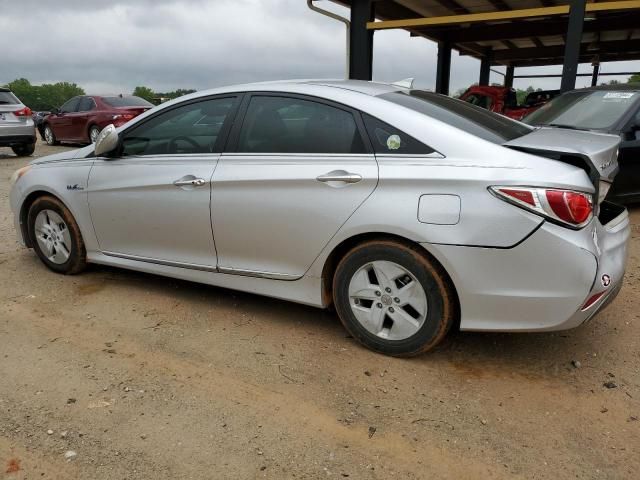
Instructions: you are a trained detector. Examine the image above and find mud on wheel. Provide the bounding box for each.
[333,240,456,357]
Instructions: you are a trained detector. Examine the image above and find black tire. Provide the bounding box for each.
[89,125,100,144]
[12,142,36,157]
[27,195,87,275]
[44,124,59,146]
[333,240,456,357]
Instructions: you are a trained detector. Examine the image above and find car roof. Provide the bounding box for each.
[573,83,640,92]
[0,87,11,92]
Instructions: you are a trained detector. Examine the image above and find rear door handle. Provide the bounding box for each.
[316,170,362,184]
[174,177,206,187]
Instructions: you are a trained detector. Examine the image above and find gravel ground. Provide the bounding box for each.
[1,140,639,479]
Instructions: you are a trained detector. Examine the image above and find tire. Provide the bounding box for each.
[333,240,456,357]
[89,125,101,144]
[12,142,36,157]
[43,124,59,146]
[27,195,87,275]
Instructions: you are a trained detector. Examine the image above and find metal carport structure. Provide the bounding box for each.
[311,0,640,94]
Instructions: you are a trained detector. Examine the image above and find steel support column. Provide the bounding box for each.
[505,65,515,89]
[349,0,374,80]
[560,0,587,92]
[435,40,452,95]
[591,63,600,86]
[479,48,493,85]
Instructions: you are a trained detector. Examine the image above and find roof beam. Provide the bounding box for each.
[366,1,640,30]
[412,14,640,43]
[489,39,640,61]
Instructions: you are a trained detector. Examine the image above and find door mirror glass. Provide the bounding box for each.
[95,124,119,156]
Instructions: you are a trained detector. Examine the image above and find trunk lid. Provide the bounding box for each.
[504,127,620,203]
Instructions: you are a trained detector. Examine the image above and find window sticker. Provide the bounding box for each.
[603,92,636,99]
[386,134,401,150]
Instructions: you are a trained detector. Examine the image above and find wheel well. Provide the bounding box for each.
[20,190,55,247]
[320,233,460,320]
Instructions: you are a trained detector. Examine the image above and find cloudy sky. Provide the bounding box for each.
[1,0,638,95]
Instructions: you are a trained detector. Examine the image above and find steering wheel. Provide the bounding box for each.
[167,136,200,154]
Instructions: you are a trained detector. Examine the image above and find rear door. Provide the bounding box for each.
[211,93,378,279]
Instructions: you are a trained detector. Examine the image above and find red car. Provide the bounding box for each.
[43,95,153,145]
[459,86,560,120]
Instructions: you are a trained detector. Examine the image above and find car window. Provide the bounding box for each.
[465,94,492,110]
[78,97,96,112]
[380,91,532,144]
[362,114,435,154]
[0,91,19,105]
[60,97,80,113]
[236,96,366,154]
[120,97,236,156]
[103,96,154,108]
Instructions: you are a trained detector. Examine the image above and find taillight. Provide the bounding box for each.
[490,186,593,228]
[14,106,32,117]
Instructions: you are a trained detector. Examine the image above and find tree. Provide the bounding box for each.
[7,78,84,111]
[132,86,155,102]
[629,74,640,83]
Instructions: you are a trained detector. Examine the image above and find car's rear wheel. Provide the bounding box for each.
[12,142,35,157]
[333,240,456,356]
[27,196,87,274]
[44,125,58,146]
[89,125,101,144]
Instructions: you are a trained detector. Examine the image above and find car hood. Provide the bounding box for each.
[504,127,620,185]
[29,145,94,165]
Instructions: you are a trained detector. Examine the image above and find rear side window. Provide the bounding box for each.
[362,114,435,154]
[236,96,366,154]
[0,91,19,105]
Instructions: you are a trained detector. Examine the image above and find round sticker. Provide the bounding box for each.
[386,134,401,150]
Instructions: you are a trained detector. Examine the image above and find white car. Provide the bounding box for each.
[9,80,630,356]
[0,87,36,156]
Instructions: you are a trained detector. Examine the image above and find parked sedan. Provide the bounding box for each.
[524,84,640,203]
[9,80,629,356]
[43,95,153,146]
[0,87,36,156]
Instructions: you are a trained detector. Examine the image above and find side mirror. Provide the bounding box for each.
[51,107,60,115]
[94,124,119,157]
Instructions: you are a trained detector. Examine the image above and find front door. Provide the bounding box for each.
[212,94,378,279]
[50,96,80,140]
[88,95,239,269]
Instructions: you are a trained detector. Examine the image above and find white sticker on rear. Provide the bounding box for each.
[387,134,401,150]
[603,92,635,99]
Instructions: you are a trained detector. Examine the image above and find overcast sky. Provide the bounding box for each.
[1,0,638,95]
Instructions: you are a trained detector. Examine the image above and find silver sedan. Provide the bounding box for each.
[9,80,630,356]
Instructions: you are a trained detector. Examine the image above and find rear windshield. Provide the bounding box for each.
[379,90,533,144]
[102,96,153,108]
[0,91,20,105]
[524,90,640,130]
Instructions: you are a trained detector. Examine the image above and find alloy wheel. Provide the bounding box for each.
[34,209,72,264]
[348,260,428,340]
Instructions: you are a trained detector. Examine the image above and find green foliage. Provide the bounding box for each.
[7,78,85,111]
[132,86,197,104]
[132,86,155,102]
[629,74,640,84]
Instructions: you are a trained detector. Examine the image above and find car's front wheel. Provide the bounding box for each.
[43,125,59,146]
[333,240,456,356]
[27,196,87,274]
[12,142,35,157]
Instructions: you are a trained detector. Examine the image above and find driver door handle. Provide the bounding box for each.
[174,178,206,187]
[316,170,362,184]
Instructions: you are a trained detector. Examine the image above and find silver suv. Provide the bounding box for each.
[0,87,36,156]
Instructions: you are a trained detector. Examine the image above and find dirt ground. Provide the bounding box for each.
[1,140,638,480]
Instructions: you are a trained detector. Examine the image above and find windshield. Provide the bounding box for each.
[0,91,20,105]
[379,90,532,143]
[103,96,153,108]
[524,90,639,130]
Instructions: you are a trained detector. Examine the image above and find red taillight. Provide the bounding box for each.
[14,106,32,117]
[491,186,593,228]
